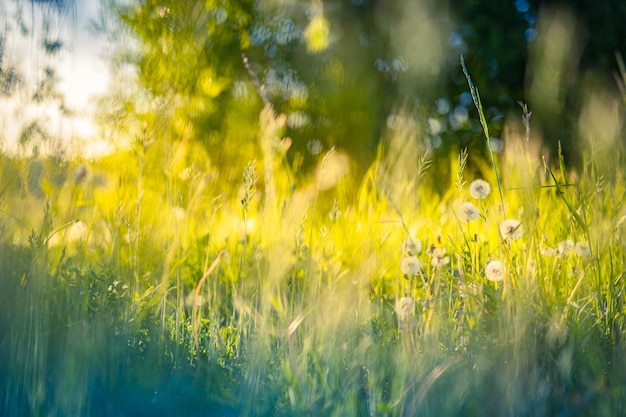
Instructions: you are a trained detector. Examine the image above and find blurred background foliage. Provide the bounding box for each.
[2,0,626,180]
[106,0,626,180]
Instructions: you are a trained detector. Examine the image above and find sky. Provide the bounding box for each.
[2,0,112,157]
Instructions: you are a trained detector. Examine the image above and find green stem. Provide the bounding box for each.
[460,56,506,218]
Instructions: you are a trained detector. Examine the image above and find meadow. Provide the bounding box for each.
[2,64,626,417]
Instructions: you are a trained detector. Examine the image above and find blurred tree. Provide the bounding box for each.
[534,0,626,71]
[446,0,529,105]
[445,0,626,165]
[115,0,626,179]
[117,0,452,182]
[118,0,261,180]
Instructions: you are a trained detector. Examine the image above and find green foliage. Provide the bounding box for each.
[118,0,262,176]
[108,0,626,184]
[114,0,456,179]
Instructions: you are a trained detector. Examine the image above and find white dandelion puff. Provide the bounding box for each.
[540,245,557,257]
[499,219,523,240]
[458,202,479,222]
[485,260,505,282]
[469,179,491,199]
[395,296,415,322]
[430,247,450,270]
[575,241,591,257]
[400,256,422,276]
[556,240,575,257]
[401,237,422,256]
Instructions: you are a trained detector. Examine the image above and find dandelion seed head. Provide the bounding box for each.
[430,246,446,258]
[401,237,422,256]
[557,240,574,257]
[540,245,557,257]
[499,219,523,240]
[485,260,505,282]
[430,247,450,269]
[395,296,415,322]
[458,202,479,222]
[400,256,422,276]
[469,179,491,199]
[575,241,591,257]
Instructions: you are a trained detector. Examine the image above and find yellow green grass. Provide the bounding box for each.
[1,84,626,416]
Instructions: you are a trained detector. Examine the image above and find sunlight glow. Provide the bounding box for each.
[2,0,111,157]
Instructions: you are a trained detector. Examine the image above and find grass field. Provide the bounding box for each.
[2,70,626,416]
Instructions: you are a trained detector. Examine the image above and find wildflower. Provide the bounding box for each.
[556,240,574,257]
[469,179,491,199]
[395,296,415,322]
[485,260,505,282]
[430,247,450,270]
[400,256,422,276]
[540,245,557,257]
[401,237,422,256]
[575,241,591,257]
[499,219,523,240]
[458,202,479,222]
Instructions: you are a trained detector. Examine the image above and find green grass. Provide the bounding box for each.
[2,88,626,416]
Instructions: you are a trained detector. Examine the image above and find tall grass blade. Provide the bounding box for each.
[460,55,506,217]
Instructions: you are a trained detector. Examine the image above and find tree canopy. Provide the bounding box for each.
[3,0,626,173]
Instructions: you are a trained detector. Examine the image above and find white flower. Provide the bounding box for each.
[485,260,505,282]
[469,179,491,199]
[540,245,557,257]
[499,219,523,240]
[575,241,591,257]
[430,247,450,270]
[556,240,574,257]
[395,296,415,322]
[458,202,479,222]
[401,237,422,256]
[400,256,422,276]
